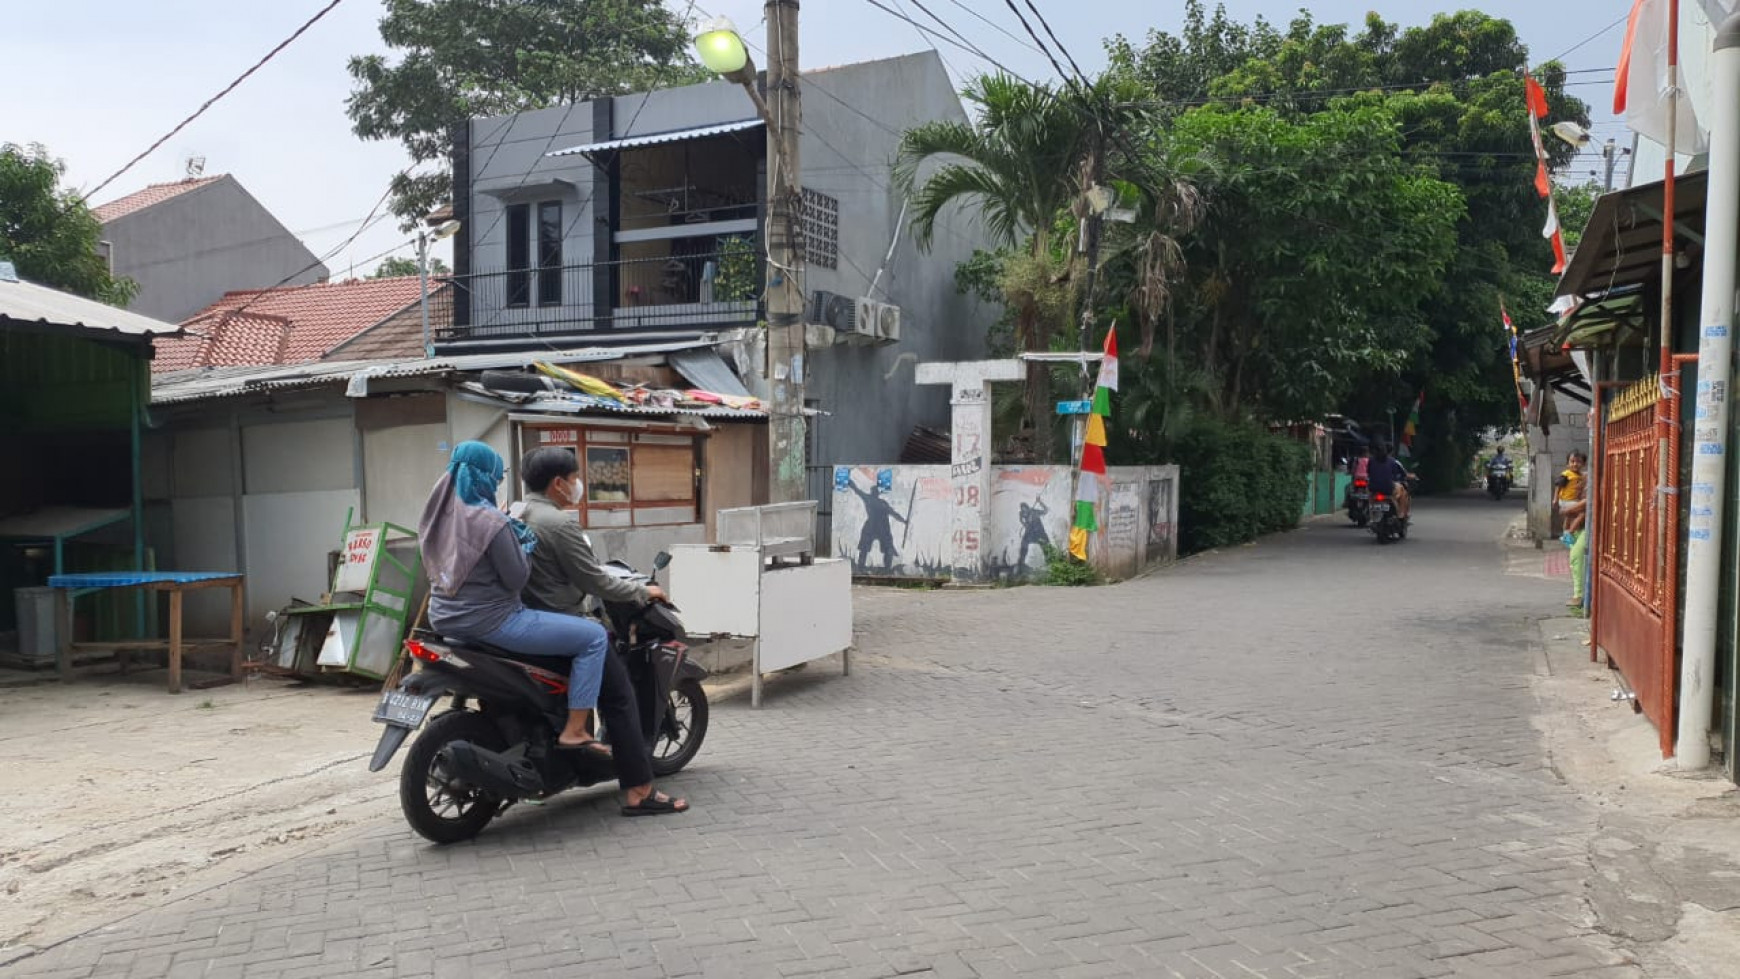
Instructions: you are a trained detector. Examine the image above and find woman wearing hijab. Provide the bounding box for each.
[418,441,609,757]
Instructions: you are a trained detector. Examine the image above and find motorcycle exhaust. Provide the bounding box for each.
[440,741,545,799]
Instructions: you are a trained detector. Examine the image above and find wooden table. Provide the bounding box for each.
[48,572,246,694]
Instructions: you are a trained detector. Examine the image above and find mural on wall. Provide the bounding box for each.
[1147,477,1176,557]
[834,466,952,576]
[834,464,1180,581]
[983,467,1071,581]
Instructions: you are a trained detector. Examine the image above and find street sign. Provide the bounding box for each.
[1056,400,1093,415]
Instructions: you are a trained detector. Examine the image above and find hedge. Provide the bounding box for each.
[1172,419,1313,554]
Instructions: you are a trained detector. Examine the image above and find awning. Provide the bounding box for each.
[1520,324,1592,406]
[548,119,763,158]
[1557,169,1709,300]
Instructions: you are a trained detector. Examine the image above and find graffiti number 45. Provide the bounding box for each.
[951,529,981,552]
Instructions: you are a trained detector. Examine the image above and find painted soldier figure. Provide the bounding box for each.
[851,482,906,571]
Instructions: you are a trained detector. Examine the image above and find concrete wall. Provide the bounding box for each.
[799,53,993,472]
[104,176,328,323]
[830,464,1178,582]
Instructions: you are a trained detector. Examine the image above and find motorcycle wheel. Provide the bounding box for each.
[650,678,709,778]
[400,710,506,845]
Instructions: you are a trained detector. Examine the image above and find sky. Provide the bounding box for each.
[3,1,1636,281]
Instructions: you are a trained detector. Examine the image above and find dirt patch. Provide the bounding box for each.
[0,671,398,955]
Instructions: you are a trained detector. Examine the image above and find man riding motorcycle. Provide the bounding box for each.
[1486,447,1513,498]
[514,447,689,817]
[1367,442,1412,521]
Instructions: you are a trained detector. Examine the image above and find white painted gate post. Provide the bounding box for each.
[916,360,1025,583]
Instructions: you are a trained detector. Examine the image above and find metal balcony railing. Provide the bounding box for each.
[433,248,762,344]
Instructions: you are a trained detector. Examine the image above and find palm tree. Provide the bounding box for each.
[896,74,1105,462]
[896,73,1197,462]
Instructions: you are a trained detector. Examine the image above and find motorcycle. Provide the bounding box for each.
[1369,477,1418,544]
[367,553,709,844]
[1486,461,1513,500]
[1347,476,1371,527]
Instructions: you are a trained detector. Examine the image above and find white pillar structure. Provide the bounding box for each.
[916,359,1024,582]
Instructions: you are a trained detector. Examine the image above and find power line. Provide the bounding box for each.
[1540,12,1632,66]
[85,0,347,202]
[942,0,1043,55]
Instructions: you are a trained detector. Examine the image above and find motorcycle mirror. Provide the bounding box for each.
[653,551,672,571]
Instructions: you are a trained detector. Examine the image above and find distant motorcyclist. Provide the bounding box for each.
[1368,442,1411,520]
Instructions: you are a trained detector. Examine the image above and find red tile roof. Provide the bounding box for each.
[93,175,226,223]
[153,277,428,373]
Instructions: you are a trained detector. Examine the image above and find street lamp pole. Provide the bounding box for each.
[698,9,806,503]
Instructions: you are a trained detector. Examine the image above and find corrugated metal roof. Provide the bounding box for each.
[548,119,763,158]
[667,347,752,397]
[0,275,184,338]
[151,339,724,405]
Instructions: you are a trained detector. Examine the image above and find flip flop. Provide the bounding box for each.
[555,739,613,760]
[622,790,689,817]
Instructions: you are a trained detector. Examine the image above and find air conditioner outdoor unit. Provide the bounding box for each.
[807,290,856,332]
[851,297,885,341]
[874,302,901,342]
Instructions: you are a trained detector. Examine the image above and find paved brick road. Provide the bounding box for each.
[13,496,1663,978]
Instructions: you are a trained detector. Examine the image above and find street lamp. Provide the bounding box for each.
[418,219,461,358]
[694,17,772,123]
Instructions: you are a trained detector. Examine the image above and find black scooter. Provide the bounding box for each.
[1486,462,1513,500]
[1369,476,1419,544]
[367,554,708,843]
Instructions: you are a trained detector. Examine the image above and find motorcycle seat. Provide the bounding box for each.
[441,637,575,677]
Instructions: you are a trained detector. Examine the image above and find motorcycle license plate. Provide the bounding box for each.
[1372,503,1391,515]
[372,691,436,728]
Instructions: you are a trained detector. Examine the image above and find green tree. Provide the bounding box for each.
[1107,7,1589,486]
[347,0,705,227]
[370,255,448,278]
[0,144,136,305]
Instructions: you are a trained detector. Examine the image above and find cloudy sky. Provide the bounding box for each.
[4,1,1635,279]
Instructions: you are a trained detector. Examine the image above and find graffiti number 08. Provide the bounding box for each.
[955,485,980,508]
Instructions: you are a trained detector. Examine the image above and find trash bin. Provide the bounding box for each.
[13,586,58,667]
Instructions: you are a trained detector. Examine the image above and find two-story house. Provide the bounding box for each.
[94,173,329,324]
[437,50,994,513]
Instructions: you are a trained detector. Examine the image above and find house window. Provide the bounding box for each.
[506,203,531,307]
[802,189,839,270]
[528,425,698,527]
[537,201,563,306]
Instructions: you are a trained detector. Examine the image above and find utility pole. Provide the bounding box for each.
[1602,138,1619,193]
[764,0,806,503]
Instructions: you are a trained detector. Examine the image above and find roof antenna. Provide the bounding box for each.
[185,155,206,179]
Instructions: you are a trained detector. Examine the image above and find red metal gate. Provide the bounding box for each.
[1591,373,1680,756]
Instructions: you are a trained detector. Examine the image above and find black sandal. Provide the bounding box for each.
[555,738,612,760]
[622,790,689,816]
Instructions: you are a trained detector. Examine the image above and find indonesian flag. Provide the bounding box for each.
[1615,0,1710,155]
[1525,70,1570,275]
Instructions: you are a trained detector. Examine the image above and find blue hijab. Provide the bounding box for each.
[448,441,537,552]
[419,442,536,597]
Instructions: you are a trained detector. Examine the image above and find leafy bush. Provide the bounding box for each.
[1040,543,1101,586]
[1171,419,1312,554]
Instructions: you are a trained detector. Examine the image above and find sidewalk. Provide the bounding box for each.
[1530,617,1740,979]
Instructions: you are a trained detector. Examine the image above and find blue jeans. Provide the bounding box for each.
[478,607,608,710]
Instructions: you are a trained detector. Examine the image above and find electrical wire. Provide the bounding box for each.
[85,0,347,202]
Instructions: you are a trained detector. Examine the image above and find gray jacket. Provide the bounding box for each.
[520,492,649,616]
